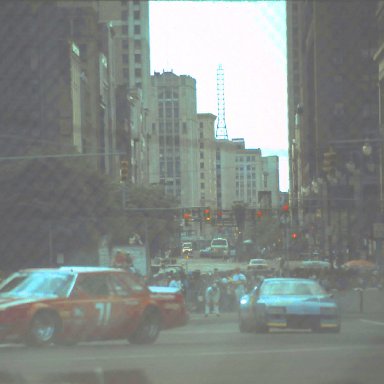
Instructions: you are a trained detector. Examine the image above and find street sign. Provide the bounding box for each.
[373,223,384,239]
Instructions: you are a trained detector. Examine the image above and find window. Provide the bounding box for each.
[134,68,142,77]
[182,122,187,133]
[134,25,141,34]
[201,183,205,189]
[200,122,204,128]
[122,40,128,49]
[134,53,141,63]
[123,68,129,79]
[134,40,141,49]
[77,275,110,297]
[121,10,128,20]
[134,10,140,20]
[122,54,128,64]
[122,25,128,35]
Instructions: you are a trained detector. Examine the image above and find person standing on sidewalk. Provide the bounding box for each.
[205,282,221,317]
[231,268,247,306]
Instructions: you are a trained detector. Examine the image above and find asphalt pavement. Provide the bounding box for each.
[2,313,384,384]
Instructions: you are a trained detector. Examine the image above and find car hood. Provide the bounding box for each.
[259,294,336,306]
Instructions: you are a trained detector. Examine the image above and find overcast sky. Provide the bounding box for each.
[149,0,288,191]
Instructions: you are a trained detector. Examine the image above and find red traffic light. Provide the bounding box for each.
[256,210,263,218]
[282,203,289,212]
[291,232,298,239]
[182,212,191,220]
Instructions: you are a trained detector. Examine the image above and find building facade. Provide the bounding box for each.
[287,0,380,260]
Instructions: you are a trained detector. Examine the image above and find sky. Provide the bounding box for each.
[149,0,288,191]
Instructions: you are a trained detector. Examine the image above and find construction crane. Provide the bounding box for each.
[215,64,228,140]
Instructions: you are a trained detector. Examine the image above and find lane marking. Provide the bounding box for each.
[2,344,383,363]
[360,319,384,326]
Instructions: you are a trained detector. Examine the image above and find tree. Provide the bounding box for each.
[116,184,180,259]
[0,151,118,270]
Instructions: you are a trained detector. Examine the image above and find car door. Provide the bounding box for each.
[69,273,118,341]
[106,272,150,338]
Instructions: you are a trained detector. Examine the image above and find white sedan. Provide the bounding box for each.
[247,258,270,271]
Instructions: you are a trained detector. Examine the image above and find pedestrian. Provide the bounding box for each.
[231,268,247,306]
[205,282,221,317]
[169,273,183,291]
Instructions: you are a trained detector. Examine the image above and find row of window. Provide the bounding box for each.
[236,156,257,162]
[122,40,142,50]
[121,10,141,20]
[122,53,142,64]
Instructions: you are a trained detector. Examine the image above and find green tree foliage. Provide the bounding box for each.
[116,184,180,258]
[0,153,118,270]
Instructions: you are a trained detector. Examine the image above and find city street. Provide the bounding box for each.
[1,313,384,384]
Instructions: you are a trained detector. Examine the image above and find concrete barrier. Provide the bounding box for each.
[335,288,384,314]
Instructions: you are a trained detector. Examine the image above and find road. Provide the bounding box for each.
[1,313,384,384]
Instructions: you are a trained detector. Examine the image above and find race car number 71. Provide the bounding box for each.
[95,302,112,325]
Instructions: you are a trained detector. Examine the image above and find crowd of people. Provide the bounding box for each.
[111,250,384,317]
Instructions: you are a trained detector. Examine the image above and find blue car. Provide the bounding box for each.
[239,278,340,333]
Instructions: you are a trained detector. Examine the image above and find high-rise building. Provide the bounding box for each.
[287,1,379,257]
[98,0,151,184]
[148,71,201,207]
[0,1,101,164]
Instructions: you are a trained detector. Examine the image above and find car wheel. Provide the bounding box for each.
[26,311,60,347]
[128,308,161,345]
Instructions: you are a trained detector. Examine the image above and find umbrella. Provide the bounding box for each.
[342,259,375,270]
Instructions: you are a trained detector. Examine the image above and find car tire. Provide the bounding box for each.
[128,308,161,345]
[26,311,60,347]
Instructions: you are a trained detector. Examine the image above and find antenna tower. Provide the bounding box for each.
[216,64,228,140]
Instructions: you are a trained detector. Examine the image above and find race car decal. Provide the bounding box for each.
[95,303,112,326]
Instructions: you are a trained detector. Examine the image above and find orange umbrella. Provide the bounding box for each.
[342,259,375,270]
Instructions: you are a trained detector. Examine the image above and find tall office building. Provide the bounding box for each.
[0,1,101,164]
[98,0,151,184]
[287,1,379,256]
[148,71,202,208]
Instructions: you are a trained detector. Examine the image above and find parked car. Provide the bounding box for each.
[247,258,270,271]
[210,238,229,258]
[239,277,340,333]
[199,246,213,258]
[0,266,188,346]
[182,242,193,256]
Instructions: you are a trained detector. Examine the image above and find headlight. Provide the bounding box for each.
[240,297,249,305]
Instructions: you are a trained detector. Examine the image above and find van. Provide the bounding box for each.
[182,242,193,256]
[210,238,229,258]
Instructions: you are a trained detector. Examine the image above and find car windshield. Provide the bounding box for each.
[260,280,327,296]
[0,272,75,297]
[211,240,227,246]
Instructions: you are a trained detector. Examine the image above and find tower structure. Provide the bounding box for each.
[216,64,228,140]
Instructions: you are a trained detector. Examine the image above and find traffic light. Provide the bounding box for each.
[291,232,298,240]
[120,160,129,182]
[256,210,263,219]
[203,207,211,222]
[182,210,191,226]
[322,149,337,175]
[282,203,289,213]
